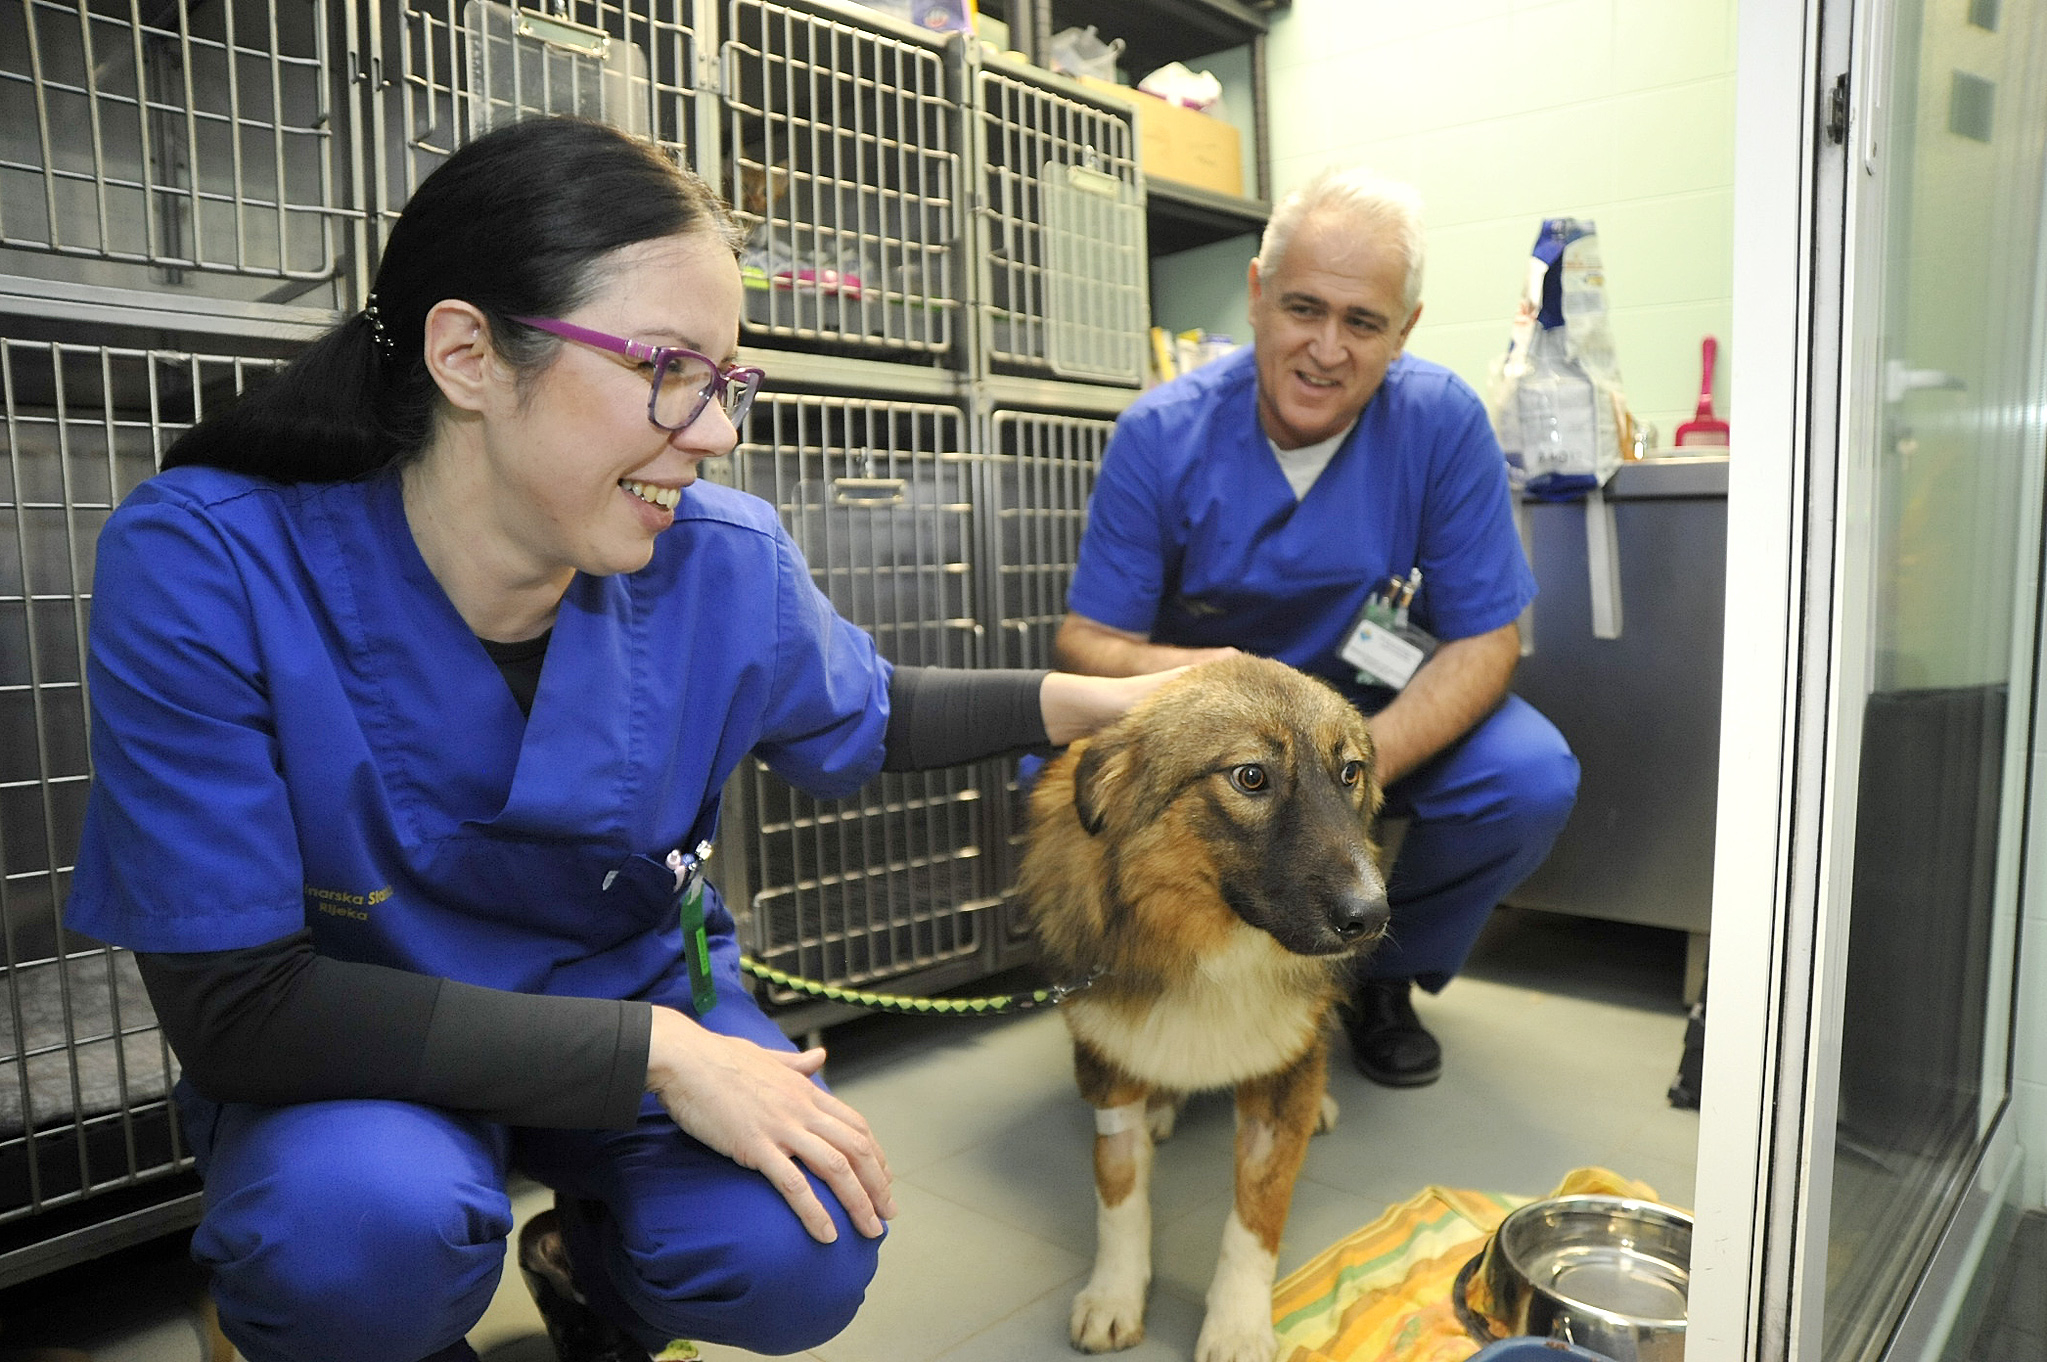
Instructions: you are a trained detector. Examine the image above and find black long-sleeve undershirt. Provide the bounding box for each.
[135,664,1050,1128]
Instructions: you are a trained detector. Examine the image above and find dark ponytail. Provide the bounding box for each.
[164,117,741,481]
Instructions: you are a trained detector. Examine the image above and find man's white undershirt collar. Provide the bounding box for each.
[1268,418,1359,501]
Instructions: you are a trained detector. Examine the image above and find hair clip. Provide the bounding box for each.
[362,293,394,358]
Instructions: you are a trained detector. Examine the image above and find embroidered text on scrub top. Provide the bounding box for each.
[305,883,393,921]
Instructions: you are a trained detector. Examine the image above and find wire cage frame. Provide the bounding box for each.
[0,332,288,1228]
[721,0,958,360]
[972,62,1147,387]
[979,405,1112,954]
[371,0,704,239]
[0,0,364,311]
[707,391,995,1004]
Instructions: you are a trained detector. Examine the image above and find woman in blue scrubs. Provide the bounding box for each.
[66,117,1171,1362]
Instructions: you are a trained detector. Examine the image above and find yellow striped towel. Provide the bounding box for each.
[1271,1167,1669,1362]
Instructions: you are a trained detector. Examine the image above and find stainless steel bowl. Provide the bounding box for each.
[1459,1195,1692,1362]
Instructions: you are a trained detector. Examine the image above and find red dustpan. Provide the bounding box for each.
[1675,337,1729,446]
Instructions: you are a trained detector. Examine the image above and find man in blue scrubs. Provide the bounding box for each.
[1055,167,1579,1087]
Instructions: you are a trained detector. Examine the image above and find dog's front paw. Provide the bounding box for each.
[1315,1091,1339,1134]
[1070,1284,1147,1353]
[1193,1312,1279,1362]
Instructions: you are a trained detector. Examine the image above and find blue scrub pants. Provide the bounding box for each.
[1366,693,1579,992]
[179,964,880,1362]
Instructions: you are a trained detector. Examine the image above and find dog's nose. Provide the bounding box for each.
[1330,889,1390,943]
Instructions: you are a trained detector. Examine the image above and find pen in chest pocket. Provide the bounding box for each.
[667,841,718,1015]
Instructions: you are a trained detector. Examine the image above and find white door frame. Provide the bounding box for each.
[1698,2,2045,1358]
[1691,0,1838,1350]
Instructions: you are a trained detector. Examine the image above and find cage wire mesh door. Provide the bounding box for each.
[713,394,994,1005]
[375,0,701,237]
[985,409,1112,955]
[0,333,286,1226]
[974,65,1146,386]
[721,0,957,358]
[0,0,360,309]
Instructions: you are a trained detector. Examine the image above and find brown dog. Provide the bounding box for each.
[1021,655,1389,1362]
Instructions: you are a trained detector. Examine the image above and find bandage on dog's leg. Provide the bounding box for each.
[1071,1095,1153,1353]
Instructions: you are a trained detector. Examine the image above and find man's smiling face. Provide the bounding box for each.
[1247,211,1421,450]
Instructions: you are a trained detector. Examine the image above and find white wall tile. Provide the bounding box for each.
[1592,190,1738,309]
[1606,300,1734,440]
[1407,21,1528,128]
[1417,104,1620,229]
[1608,77,1739,198]
[1403,318,1512,400]
[1613,0,1737,94]
[1422,218,1547,329]
[1509,0,1621,109]
[1265,52,1349,166]
[1268,0,1516,70]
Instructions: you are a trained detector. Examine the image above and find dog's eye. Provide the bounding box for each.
[1229,764,1268,794]
[1340,761,1366,787]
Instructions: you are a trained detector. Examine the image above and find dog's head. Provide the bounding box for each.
[1066,655,1389,958]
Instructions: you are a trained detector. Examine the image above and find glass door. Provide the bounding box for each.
[1699,0,2047,1358]
[1819,0,2047,1356]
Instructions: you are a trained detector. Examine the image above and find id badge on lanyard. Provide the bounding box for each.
[1339,569,1439,689]
[666,841,718,1015]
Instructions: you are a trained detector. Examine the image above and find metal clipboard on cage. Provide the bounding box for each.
[462,2,651,137]
[1039,158,1145,385]
[375,1,701,236]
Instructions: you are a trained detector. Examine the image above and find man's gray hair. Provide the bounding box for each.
[1257,167,1426,313]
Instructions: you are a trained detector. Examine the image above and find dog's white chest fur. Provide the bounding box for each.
[1064,928,1327,1092]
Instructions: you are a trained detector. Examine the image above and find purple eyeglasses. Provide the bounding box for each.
[512,316,765,432]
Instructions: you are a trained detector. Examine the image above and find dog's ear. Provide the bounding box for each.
[1071,733,1132,837]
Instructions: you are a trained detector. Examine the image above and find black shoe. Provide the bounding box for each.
[1340,977,1443,1087]
[518,1208,654,1362]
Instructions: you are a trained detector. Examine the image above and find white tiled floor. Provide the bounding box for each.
[0,907,1700,1361]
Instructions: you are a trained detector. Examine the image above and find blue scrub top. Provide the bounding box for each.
[67,465,891,1004]
[1067,347,1535,710]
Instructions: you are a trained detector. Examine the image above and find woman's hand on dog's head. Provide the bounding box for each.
[643,1005,896,1243]
[1040,657,1238,746]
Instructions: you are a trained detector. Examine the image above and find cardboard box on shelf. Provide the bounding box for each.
[1076,75,1243,198]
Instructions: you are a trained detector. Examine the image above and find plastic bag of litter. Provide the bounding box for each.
[1488,218,1632,502]
[1047,25,1124,82]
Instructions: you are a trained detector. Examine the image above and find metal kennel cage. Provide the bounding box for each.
[720,0,958,361]
[708,391,996,1007]
[0,331,289,1278]
[972,58,1146,387]
[0,0,366,312]
[979,406,1112,958]
[370,0,704,237]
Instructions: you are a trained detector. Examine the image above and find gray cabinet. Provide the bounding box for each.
[1505,456,1727,988]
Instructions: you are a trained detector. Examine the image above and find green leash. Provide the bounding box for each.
[672,841,1097,1017]
[737,954,1099,1016]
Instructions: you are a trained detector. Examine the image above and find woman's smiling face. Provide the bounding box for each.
[476,230,746,582]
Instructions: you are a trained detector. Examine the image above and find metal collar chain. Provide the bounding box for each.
[738,956,1102,1017]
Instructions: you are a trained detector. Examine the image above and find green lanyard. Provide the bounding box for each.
[666,841,718,1016]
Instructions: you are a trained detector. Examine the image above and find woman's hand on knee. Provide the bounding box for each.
[644,1006,896,1244]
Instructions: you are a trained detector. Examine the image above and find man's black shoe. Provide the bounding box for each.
[1340,977,1443,1087]
[518,1208,654,1362]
